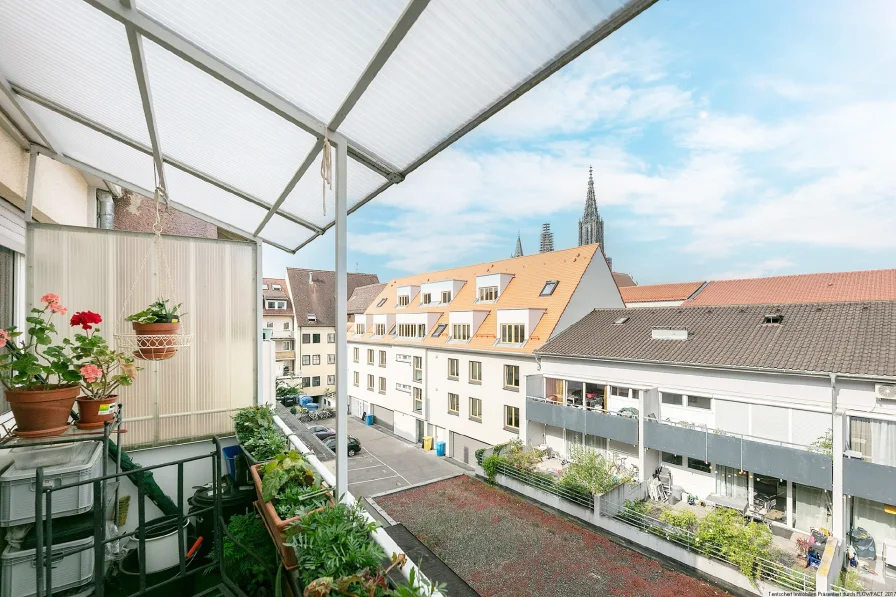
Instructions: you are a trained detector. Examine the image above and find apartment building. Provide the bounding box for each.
[528,301,896,555]
[286,268,379,401]
[262,277,296,377]
[348,245,624,464]
[347,282,386,326]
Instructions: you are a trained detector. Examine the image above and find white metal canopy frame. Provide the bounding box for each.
[0,0,655,497]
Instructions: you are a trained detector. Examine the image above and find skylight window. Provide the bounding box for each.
[763,314,784,325]
[262,284,268,290]
[307,313,316,322]
[613,317,630,325]
[432,323,447,337]
[376,298,387,308]
[272,284,282,290]
[539,280,558,296]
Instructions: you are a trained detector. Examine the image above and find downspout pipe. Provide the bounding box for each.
[96,189,115,229]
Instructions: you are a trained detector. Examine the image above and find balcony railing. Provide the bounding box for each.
[644,419,833,490]
[275,350,296,360]
[526,396,638,445]
[842,455,895,504]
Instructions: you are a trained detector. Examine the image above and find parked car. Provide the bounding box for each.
[306,424,333,435]
[314,430,336,441]
[323,436,361,457]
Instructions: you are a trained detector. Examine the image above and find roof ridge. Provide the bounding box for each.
[705,267,896,285]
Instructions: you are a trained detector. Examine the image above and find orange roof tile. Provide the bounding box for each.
[620,281,705,303]
[356,245,604,354]
[685,269,896,306]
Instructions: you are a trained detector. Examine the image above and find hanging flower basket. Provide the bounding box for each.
[116,299,192,361]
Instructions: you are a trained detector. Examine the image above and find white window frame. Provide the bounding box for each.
[469,397,483,421]
[452,323,471,341]
[500,323,525,344]
[448,392,459,414]
[413,387,423,412]
[504,364,520,390]
[447,358,459,379]
[478,286,498,302]
[505,405,520,430]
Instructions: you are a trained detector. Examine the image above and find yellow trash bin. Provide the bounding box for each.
[423,436,433,451]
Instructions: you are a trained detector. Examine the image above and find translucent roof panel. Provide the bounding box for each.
[257,214,316,251]
[143,39,318,203]
[163,166,269,235]
[137,0,407,124]
[0,0,149,145]
[279,151,388,227]
[339,0,627,169]
[18,97,156,193]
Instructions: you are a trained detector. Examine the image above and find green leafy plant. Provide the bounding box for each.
[563,445,637,496]
[290,406,297,415]
[659,509,698,532]
[838,568,865,592]
[482,454,503,483]
[276,379,300,399]
[286,502,385,589]
[500,438,542,472]
[234,405,275,439]
[0,294,85,391]
[67,312,140,399]
[694,507,772,579]
[810,429,833,456]
[303,554,446,597]
[242,426,287,462]
[261,450,315,502]
[223,513,277,595]
[275,482,331,519]
[125,298,185,324]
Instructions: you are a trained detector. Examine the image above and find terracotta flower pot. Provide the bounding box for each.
[6,385,80,438]
[76,396,118,430]
[132,321,181,361]
[249,463,334,571]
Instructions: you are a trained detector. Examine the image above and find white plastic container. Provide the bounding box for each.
[0,441,102,527]
[10,445,74,469]
[1,536,94,597]
[138,515,191,574]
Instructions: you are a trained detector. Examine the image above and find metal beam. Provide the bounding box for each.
[15,85,324,235]
[334,134,348,497]
[254,138,323,236]
[24,148,37,222]
[0,70,53,150]
[0,106,29,150]
[124,4,168,195]
[82,0,400,179]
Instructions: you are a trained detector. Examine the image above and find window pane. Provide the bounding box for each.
[661,452,682,466]
[661,393,683,406]
[687,458,712,474]
[688,395,712,410]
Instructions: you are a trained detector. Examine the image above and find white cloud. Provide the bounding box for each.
[708,258,796,281]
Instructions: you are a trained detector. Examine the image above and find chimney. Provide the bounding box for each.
[308,271,313,285]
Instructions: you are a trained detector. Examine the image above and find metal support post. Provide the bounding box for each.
[35,467,44,597]
[93,479,105,597]
[335,133,348,497]
[255,239,264,405]
[25,148,37,222]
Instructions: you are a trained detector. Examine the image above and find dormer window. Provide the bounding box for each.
[375,323,386,336]
[422,293,432,305]
[307,313,317,322]
[539,281,558,296]
[265,300,286,309]
[478,286,498,302]
[500,324,525,344]
[441,290,451,303]
[272,284,282,291]
[452,324,471,341]
[262,284,269,290]
[376,298,387,308]
[398,295,409,307]
[355,323,365,335]
[397,323,426,338]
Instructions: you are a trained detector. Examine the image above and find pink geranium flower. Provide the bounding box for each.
[40,293,60,305]
[0,329,8,348]
[80,364,102,384]
[48,303,68,315]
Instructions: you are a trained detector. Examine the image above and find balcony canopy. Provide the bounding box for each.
[0,0,652,252]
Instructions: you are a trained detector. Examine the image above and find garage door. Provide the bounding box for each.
[450,432,490,466]
[373,405,394,432]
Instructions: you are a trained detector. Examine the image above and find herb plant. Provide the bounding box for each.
[242,426,287,462]
[234,405,275,439]
[222,513,277,595]
[275,482,331,518]
[261,450,315,502]
[286,502,385,589]
[126,298,185,324]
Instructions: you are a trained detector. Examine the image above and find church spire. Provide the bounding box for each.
[512,230,524,258]
[578,165,609,267]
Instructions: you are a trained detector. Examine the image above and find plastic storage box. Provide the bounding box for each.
[0,441,103,527]
[1,535,94,597]
[10,445,74,469]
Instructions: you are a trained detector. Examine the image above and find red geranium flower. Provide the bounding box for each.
[70,311,102,331]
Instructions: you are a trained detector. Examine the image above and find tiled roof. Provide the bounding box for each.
[356,245,603,354]
[537,301,896,378]
[620,281,705,303]
[685,269,896,306]
[262,277,293,316]
[347,283,387,315]
[612,272,637,288]
[286,269,380,327]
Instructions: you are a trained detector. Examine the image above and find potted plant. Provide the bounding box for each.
[125,299,185,360]
[249,450,333,570]
[68,310,140,429]
[0,293,82,437]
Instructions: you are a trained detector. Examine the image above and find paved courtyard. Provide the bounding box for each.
[377,475,733,597]
[321,416,461,496]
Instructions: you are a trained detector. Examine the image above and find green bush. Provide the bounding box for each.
[563,445,637,496]
[474,448,486,465]
[290,406,297,415]
[241,425,287,461]
[659,509,698,532]
[223,513,277,595]
[695,507,772,580]
[482,454,503,483]
[501,439,542,472]
[838,569,864,592]
[233,405,275,439]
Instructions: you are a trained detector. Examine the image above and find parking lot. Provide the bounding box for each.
[321,416,461,497]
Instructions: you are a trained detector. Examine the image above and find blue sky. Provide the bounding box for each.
[265,0,896,285]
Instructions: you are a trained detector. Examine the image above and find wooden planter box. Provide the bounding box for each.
[249,463,333,570]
